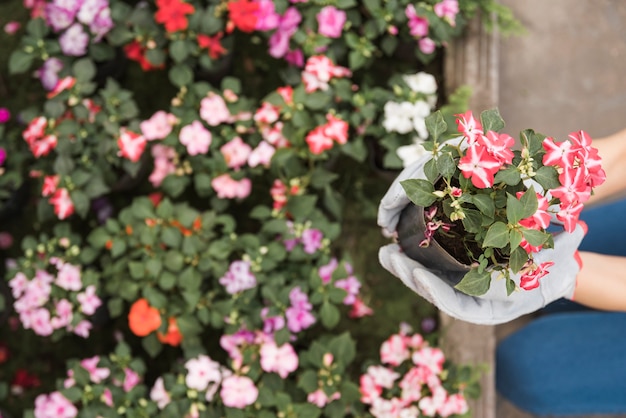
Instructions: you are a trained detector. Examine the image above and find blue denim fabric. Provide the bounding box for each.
[496,197,626,416]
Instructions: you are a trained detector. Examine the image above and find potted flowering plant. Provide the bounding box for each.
[397,109,606,296]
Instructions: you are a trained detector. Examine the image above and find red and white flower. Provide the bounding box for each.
[117,129,147,163]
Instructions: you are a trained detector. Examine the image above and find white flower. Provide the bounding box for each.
[403,72,437,95]
[397,138,428,167]
[383,102,415,134]
[184,355,222,391]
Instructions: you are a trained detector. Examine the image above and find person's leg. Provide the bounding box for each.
[497,311,626,416]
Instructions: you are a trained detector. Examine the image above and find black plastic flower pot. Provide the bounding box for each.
[396,203,470,287]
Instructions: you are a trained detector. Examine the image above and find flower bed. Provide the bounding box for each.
[0,0,519,416]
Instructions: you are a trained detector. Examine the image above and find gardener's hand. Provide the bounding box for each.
[378,158,586,325]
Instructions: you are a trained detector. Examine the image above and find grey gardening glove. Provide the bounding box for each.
[378,157,586,325]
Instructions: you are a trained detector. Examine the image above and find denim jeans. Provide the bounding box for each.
[496,197,626,416]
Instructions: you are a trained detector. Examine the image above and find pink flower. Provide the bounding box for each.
[77,285,101,315]
[285,305,316,333]
[318,258,338,284]
[42,175,59,197]
[220,375,258,409]
[418,386,447,416]
[306,126,334,154]
[260,341,299,378]
[59,23,89,56]
[550,166,591,206]
[200,93,231,126]
[55,262,82,291]
[335,276,361,305]
[101,388,113,407]
[149,144,177,187]
[285,49,304,67]
[140,111,177,141]
[399,366,428,402]
[412,346,445,375]
[4,21,21,34]
[254,0,280,30]
[49,188,74,220]
[323,114,349,144]
[254,102,280,124]
[542,136,576,168]
[419,36,436,54]
[455,111,483,143]
[123,368,141,392]
[221,137,252,169]
[301,228,323,253]
[380,334,409,366]
[519,261,555,290]
[117,129,146,162]
[307,389,341,407]
[359,374,382,404]
[434,0,459,26]
[268,7,301,58]
[366,365,400,389]
[211,174,252,199]
[440,393,469,416]
[219,260,257,294]
[349,297,374,318]
[80,356,110,383]
[34,391,77,418]
[479,130,515,165]
[72,320,92,337]
[316,6,346,38]
[556,201,584,233]
[46,76,76,99]
[260,308,285,334]
[179,121,212,156]
[405,5,429,37]
[51,299,73,329]
[150,377,171,409]
[302,55,351,92]
[247,141,275,167]
[30,308,54,336]
[458,144,501,188]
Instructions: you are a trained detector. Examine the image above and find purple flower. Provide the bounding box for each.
[77,0,107,25]
[219,260,257,294]
[45,3,75,31]
[37,58,64,90]
[59,23,89,56]
[318,258,338,284]
[0,108,10,124]
[89,7,113,40]
[0,148,6,166]
[268,7,301,58]
[301,228,323,254]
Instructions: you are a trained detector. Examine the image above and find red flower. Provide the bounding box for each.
[48,188,74,220]
[123,41,164,71]
[197,33,228,60]
[11,369,40,394]
[155,0,195,33]
[228,0,259,33]
[157,317,183,346]
[128,298,162,337]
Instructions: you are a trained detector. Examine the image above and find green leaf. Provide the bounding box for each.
[341,137,367,162]
[164,251,184,272]
[161,227,183,249]
[506,277,516,296]
[506,193,525,224]
[494,166,521,186]
[472,194,495,218]
[454,268,491,296]
[320,301,340,329]
[194,172,213,196]
[518,187,539,220]
[170,40,189,63]
[534,165,560,190]
[482,221,509,248]
[146,259,163,278]
[423,158,439,183]
[142,334,163,358]
[129,261,145,279]
[8,50,34,74]
[461,209,482,233]
[480,108,505,132]
[143,286,167,308]
[70,190,90,218]
[509,229,523,250]
[72,58,96,82]
[348,50,367,70]
[425,111,447,141]
[297,370,319,393]
[436,152,456,177]
[285,195,317,220]
[304,92,331,110]
[400,179,436,207]
[509,246,528,273]
[523,228,550,247]
[329,332,356,365]
[169,64,194,87]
